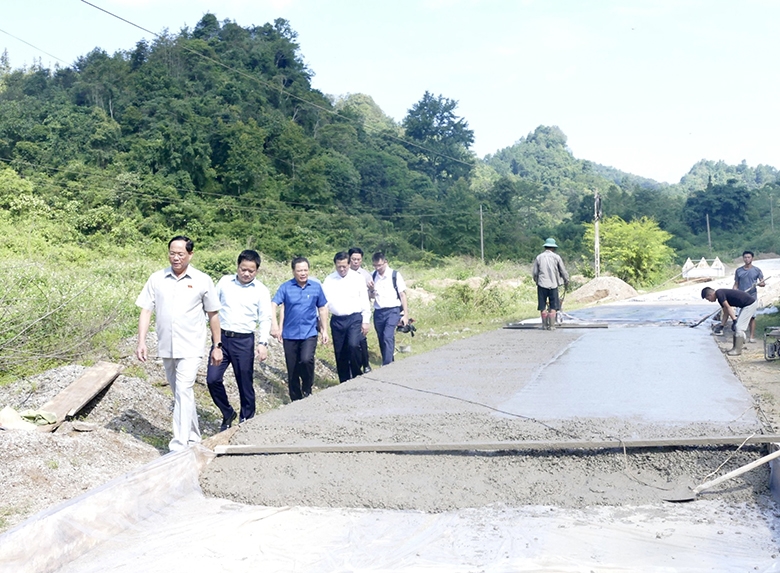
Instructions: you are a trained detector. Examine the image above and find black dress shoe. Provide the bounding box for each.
[363,365,372,374]
[220,411,237,432]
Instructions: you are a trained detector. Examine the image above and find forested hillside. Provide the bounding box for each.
[1,13,778,266]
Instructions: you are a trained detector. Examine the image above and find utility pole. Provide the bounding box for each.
[771,194,775,232]
[594,191,602,278]
[420,220,424,251]
[479,204,484,265]
[706,213,712,254]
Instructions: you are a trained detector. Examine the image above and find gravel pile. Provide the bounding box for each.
[568,276,638,304]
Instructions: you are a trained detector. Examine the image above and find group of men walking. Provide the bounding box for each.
[135,237,410,452]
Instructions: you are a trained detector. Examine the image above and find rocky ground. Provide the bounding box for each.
[2,284,780,534]
[0,334,338,533]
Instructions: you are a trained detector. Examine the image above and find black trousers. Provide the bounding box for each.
[330,312,363,382]
[282,336,318,401]
[359,336,370,370]
[206,333,255,421]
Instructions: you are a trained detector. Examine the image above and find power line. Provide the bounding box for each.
[0,27,70,66]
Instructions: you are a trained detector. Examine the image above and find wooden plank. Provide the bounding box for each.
[37,362,122,432]
[504,323,608,329]
[215,434,780,456]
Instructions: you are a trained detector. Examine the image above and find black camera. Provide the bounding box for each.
[396,320,417,337]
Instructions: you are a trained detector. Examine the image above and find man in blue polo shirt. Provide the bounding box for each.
[271,257,329,401]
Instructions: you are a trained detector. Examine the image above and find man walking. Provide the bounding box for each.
[532,237,569,330]
[271,257,329,401]
[136,236,222,452]
[323,252,371,382]
[348,247,374,373]
[371,252,410,366]
[732,250,765,342]
[206,250,272,431]
[702,286,758,356]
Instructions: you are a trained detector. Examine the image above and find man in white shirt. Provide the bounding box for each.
[323,251,371,382]
[348,247,374,373]
[371,251,410,366]
[136,236,222,452]
[206,250,273,430]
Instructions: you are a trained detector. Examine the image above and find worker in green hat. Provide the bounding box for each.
[532,238,570,330]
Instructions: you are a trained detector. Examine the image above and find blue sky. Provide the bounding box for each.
[2,0,778,183]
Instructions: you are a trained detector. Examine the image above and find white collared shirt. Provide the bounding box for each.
[372,266,406,309]
[323,269,371,322]
[215,274,272,343]
[135,265,221,358]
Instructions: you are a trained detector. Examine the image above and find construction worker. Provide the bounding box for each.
[732,250,765,342]
[701,287,758,356]
[532,238,569,330]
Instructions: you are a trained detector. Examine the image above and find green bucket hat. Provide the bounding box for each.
[543,237,559,248]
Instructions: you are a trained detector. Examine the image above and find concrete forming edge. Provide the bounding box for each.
[0,445,214,573]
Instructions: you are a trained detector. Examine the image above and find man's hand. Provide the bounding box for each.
[136,342,148,362]
[320,330,329,345]
[210,346,223,366]
[270,326,282,341]
[256,344,269,361]
[399,315,409,327]
[361,323,370,336]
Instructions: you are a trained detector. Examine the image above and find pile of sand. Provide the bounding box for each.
[567,276,638,304]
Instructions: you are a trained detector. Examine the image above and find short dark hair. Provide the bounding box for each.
[291,256,309,270]
[701,287,714,299]
[348,247,364,258]
[237,249,261,268]
[168,235,193,253]
[743,250,754,257]
[334,251,349,264]
[372,251,386,264]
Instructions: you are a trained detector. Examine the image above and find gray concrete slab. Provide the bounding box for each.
[501,327,758,425]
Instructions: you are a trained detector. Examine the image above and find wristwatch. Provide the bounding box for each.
[258,341,268,347]
[215,342,223,349]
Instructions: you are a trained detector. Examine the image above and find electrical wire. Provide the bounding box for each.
[0,27,69,66]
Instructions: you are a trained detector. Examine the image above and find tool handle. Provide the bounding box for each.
[693,446,780,495]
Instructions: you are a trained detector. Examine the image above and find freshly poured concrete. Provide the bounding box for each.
[502,327,758,424]
[7,279,780,572]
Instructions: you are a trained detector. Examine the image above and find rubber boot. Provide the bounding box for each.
[541,310,549,330]
[549,311,557,330]
[727,336,744,356]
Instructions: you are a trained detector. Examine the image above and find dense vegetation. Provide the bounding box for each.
[0,14,778,377]
[2,13,778,266]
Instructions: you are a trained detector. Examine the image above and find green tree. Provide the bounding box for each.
[402,91,474,182]
[683,180,752,233]
[584,216,675,286]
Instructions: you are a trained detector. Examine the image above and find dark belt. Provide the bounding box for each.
[222,330,253,339]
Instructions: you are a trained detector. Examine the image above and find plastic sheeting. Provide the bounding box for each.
[1,446,779,573]
[0,446,213,573]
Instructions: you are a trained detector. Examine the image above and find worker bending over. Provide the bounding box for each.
[701,287,758,356]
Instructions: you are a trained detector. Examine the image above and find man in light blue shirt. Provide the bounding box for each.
[207,250,273,430]
[271,257,329,401]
